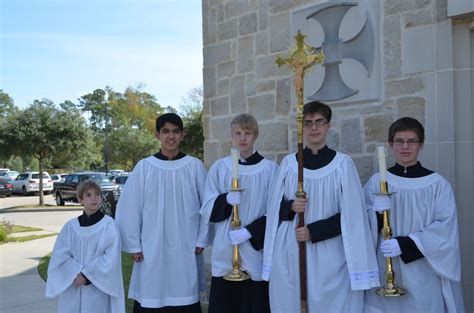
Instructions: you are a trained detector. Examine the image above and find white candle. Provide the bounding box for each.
[377,145,387,182]
[231,148,240,179]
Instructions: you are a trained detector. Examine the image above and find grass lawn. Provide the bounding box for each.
[11,225,42,232]
[0,222,56,244]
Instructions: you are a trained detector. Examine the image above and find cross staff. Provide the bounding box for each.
[275,30,325,313]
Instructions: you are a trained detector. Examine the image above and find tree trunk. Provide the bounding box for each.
[38,157,44,206]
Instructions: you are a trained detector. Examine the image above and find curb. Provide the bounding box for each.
[0,206,83,214]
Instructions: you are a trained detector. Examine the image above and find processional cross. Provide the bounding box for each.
[276,30,325,313]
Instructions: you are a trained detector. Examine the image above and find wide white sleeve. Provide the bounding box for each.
[339,157,380,290]
[363,174,381,247]
[45,222,82,298]
[81,220,124,298]
[195,160,209,247]
[199,160,227,225]
[262,159,290,281]
[115,160,145,253]
[408,179,461,281]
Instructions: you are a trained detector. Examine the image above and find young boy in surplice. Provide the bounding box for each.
[116,113,208,313]
[364,117,465,313]
[262,101,380,313]
[200,113,278,313]
[46,179,125,313]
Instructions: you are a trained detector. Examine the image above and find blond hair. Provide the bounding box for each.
[230,113,259,136]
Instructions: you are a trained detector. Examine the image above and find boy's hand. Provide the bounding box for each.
[131,252,144,262]
[380,239,401,257]
[229,228,252,245]
[195,247,204,254]
[226,191,241,206]
[291,197,307,213]
[295,226,311,242]
[74,273,87,288]
[372,195,392,212]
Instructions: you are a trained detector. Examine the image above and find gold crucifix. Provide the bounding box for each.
[276,31,325,115]
[275,30,325,313]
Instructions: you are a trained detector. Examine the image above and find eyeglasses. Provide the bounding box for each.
[303,119,328,128]
[392,139,420,147]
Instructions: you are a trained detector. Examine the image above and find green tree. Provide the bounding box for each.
[179,87,204,160]
[108,127,159,170]
[0,90,17,119]
[0,91,19,166]
[1,100,94,205]
[79,85,164,171]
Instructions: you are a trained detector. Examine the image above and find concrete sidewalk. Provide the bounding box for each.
[0,236,58,313]
[0,208,80,313]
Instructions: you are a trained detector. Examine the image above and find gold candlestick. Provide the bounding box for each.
[223,178,249,281]
[375,181,406,297]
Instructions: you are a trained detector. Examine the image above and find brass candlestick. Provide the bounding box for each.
[223,178,249,282]
[375,181,406,297]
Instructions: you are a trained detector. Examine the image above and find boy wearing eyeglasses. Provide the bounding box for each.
[363,117,465,313]
[262,101,379,313]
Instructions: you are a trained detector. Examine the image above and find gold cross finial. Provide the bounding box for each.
[275,30,325,110]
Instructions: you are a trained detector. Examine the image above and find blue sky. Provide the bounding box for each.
[1,0,203,109]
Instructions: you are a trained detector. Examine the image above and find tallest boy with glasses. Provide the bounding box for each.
[263,101,379,313]
[363,117,465,313]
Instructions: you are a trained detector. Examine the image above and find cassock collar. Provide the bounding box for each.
[296,145,337,170]
[154,150,187,161]
[78,209,105,227]
[388,161,434,178]
[239,151,264,166]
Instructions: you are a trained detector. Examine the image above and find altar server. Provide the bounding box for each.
[364,117,465,313]
[116,113,208,313]
[201,113,277,313]
[262,101,380,313]
[46,179,125,313]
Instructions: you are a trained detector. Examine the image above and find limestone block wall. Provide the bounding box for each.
[202,0,473,309]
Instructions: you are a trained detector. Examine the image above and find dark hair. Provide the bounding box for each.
[388,117,425,143]
[303,101,332,122]
[156,113,184,132]
[77,179,101,201]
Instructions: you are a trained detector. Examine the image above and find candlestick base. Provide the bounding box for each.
[376,284,406,297]
[223,268,250,282]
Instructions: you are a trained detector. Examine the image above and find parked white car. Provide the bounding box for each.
[12,172,53,195]
[51,173,68,183]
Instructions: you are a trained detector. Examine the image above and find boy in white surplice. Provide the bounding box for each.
[262,101,380,313]
[46,179,125,313]
[200,113,278,313]
[116,113,208,313]
[364,117,465,313]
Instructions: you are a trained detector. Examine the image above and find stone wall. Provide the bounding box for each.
[202,0,473,309]
[201,0,434,183]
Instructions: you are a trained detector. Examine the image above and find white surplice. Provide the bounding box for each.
[200,156,277,280]
[364,172,465,313]
[45,215,125,313]
[115,155,207,308]
[263,152,380,313]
